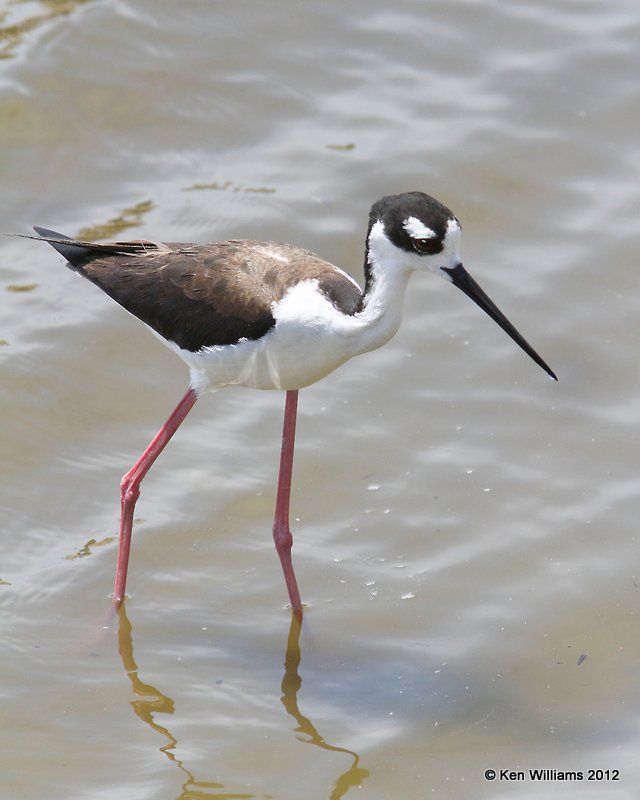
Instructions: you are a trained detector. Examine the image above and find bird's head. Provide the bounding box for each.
[366,191,557,380]
[367,190,462,276]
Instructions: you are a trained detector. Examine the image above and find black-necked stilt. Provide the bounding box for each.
[26,192,556,612]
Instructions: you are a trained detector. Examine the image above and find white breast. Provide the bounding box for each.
[163,279,364,393]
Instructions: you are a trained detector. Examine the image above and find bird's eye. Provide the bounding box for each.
[412,237,441,256]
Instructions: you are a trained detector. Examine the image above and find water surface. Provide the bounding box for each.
[1,1,639,797]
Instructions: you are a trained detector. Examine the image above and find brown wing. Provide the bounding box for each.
[35,230,363,352]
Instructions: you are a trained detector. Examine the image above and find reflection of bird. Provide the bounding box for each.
[115,597,369,798]
[115,603,245,798]
[281,613,370,797]
[28,192,556,611]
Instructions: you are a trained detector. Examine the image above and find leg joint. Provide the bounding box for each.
[120,473,140,504]
[272,522,293,551]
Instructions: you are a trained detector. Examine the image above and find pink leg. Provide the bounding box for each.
[273,390,303,613]
[113,387,198,605]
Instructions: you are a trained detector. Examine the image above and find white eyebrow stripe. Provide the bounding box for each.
[445,217,461,235]
[403,216,437,239]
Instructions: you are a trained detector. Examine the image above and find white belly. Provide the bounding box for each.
[164,280,365,392]
[158,276,405,393]
[178,328,347,392]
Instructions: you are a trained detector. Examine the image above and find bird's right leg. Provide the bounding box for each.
[272,390,303,614]
[114,386,198,605]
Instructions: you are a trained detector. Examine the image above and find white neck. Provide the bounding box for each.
[351,221,414,356]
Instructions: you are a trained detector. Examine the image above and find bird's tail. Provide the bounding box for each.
[11,228,169,268]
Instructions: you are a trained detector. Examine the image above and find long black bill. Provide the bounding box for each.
[442,263,557,381]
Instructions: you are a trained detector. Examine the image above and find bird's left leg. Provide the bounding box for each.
[114,386,198,604]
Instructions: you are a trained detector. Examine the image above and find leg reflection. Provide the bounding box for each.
[116,603,231,799]
[114,606,368,800]
[281,612,370,799]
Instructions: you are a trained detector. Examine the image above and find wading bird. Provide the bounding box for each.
[26,192,556,611]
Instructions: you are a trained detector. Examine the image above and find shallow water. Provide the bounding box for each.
[1,0,640,797]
